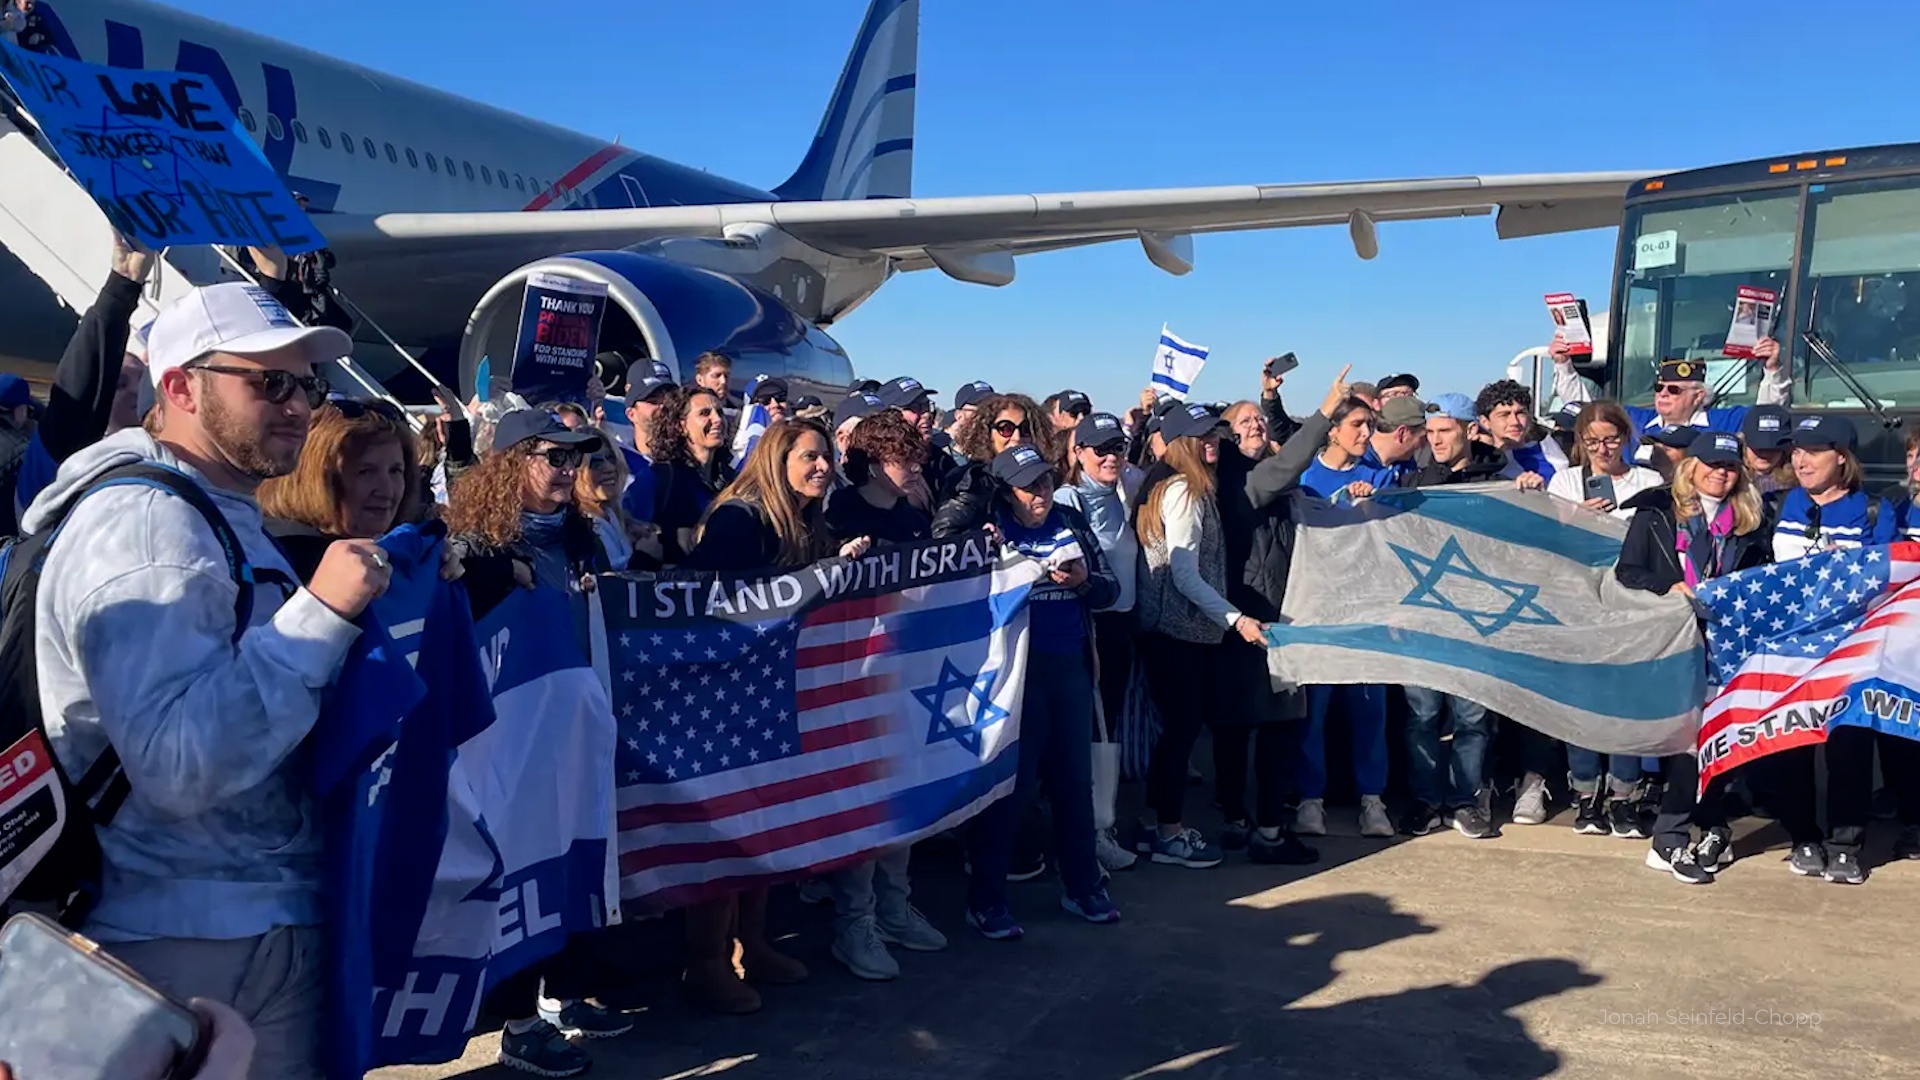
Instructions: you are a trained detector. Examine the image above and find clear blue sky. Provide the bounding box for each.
[172,0,1920,414]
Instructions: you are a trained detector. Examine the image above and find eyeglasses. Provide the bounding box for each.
[188,363,329,408]
[1581,436,1624,450]
[537,447,585,469]
[992,420,1033,438]
[1654,383,1694,396]
[329,396,407,424]
[758,394,789,406]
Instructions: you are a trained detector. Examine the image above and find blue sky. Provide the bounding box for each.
[170,0,1920,415]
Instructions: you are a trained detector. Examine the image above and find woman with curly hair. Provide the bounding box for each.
[679,422,872,1012]
[931,392,1046,536]
[646,384,733,562]
[826,408,933,546]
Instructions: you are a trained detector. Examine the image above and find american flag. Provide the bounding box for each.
[593,545,1044,913]
[1696,541,1920,788]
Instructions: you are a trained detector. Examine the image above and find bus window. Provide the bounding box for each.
[1798,177,1920,408]
[1615,189,1796,407]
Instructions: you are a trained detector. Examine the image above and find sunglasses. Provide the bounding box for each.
[189,363,329,408]
[1803,502,1823,542]
[537,447,586,469]
[757,394,789,406]
[1084,441,1126,458]
[992,419,1033,438]
[329,396,407,423]
[1654,383,1695,396]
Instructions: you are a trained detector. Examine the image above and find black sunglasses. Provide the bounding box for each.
[1803,502,1822,542]
[538,446,586,469]
[189,363,329,408]
[992,419,1033,438]
[329,396,406,423]
[758,394,790,406]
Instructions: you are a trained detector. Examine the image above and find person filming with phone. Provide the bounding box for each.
[1546,401,1663,521]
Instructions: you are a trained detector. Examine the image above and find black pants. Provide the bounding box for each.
[1515,724,1563,783]
[1825,727,1920,853]
[1139,633,1225,825]
[485,933,604,1020]
[1760,746,1825,846]
[1651,752,1730,854]
[1091,611,1134,744]
[1213,635,1295,828]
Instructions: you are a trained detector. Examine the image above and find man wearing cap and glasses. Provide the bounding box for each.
[20,281,386,1077]
[1551,337,1791,455]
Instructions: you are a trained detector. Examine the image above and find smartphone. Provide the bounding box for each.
[1265,352,1300,378]
[1584,472,1617,505]
[0,913,211,1080]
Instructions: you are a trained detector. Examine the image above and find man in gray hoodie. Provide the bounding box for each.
[24,281,390,1078]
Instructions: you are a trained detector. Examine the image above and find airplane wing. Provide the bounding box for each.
[319,171,1650,337]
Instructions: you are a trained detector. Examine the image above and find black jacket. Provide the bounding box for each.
[930,460,995,539]
[1217,409,1329,622]
[1412,439,1508,487]
[687,501,789,572]
[651,455,736,562]
[1614,487,1772,596]
[0,417,30,537]
[1261,390,1302,447]
[451,512,605,619]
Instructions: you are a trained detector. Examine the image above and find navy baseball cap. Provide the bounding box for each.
[749,376,790,404]
[794,394,824,411]
[1791,414,1857,452]
[990,444,1053,490]
[1145,396,1185,434]
[1644,423,1701,449]
[877,376,934,410]
[1075,411,1128,453]
[953,381,996,410]
[834,392,886,424]
[1742,405,1793,450]
[625,375,675,406]
[493,408,603,453]
[1550,403,1582,431]
[1377,373,1420,394]
[853,379,883,395]
[1054,390,1092,418]
[1688,430,1743,468]
[1160,402,1229,443]
[0,374,38,415]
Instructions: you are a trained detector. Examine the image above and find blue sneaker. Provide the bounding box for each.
[498,1019,590,1077]
[965,904,1024,941]
[1149,827,1224,868]
[1061,888,1121,924]
[537,997,633,1039]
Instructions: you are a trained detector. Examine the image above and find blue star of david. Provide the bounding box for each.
[1391,536,1559,637]
[914,658,1007,755]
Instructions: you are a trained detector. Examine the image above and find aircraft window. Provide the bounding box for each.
[291,120,307,144]
[514,175,525,193]
[444,155,456,175]
[315,126,330,149]
[342,131,354,154]
[426,153,438,174]
[480,166,493,186]
[495,166,507,188]
[266,114,283,141]
[385,142,398,164]
[463,162,475,181]
[238,107,255,134]
[362,137,376,158]
[406,148,418,168]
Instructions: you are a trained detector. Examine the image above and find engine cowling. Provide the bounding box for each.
[459,251,855,402]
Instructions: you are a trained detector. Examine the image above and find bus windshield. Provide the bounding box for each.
[1797,175,1920,409]
[1615,189,1795,408]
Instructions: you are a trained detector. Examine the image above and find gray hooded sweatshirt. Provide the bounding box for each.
[23,429,359,943]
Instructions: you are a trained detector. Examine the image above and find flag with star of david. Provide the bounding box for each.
[589,533,1045,914]
[1696,542,1920,790]
[1268,484,1704,755]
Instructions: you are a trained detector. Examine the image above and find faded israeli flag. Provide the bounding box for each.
[1150,325,1209,400]
[1268,485,1703,754]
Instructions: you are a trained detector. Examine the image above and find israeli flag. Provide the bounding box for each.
[1150,325,1209,401]
[731,400,770,470]
[1267,485,1704,755]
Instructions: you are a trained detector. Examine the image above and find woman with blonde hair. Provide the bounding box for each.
[679,421,871,1012]
[575,427,664,570]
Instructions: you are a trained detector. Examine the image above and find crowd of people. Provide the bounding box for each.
[5,237,1920,1079]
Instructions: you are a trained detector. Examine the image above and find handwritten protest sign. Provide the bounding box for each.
[0,42,322,253]
[510,272,609,402]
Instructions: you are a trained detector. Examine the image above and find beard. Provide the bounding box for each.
[200,384,303,479]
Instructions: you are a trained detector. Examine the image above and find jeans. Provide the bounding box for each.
[966,649,1101,911]
[1566,745,1643,795]
[1403,687,1491,810]
[1299,684,1388,799]
[829,846,912,930]
[1138,634,1224,824]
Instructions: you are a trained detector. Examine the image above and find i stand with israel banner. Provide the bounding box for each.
[591,532,1046,914]
[1150,325,1209,401]
[1268,485,1704,754]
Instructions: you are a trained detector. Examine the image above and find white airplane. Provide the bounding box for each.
[24,0,1649,395]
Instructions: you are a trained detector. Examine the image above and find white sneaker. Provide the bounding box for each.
[1359,795,1394,838]
[1095,827,1139,872]
[830,914,899,981]
[876,903,948,953]
[1511,773,1550,826]
[1294,798,1327,836]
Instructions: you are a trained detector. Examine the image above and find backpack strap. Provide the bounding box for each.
[41,463,257,825]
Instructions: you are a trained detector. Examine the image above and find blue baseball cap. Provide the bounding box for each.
[1160,402,1229,443]
[0,374,38,415]
[953,381,996,410]
[624,374,675,405]
[834,392,886,424]
[990,444,1053,490]
[1742,405,1793,450]
[1688,430,1743,468]
[1425,393,1475,422]
[1644,423,1702,449]
[492,408,602,453]
[1075,411,1128,454]
[1791,414,1857,452]
[877,376,934,410]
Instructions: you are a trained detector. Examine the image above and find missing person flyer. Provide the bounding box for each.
[1544,293,1592,355]
[1723,286,1779,359]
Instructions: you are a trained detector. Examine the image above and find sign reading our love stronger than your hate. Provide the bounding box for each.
[0,42,322,254]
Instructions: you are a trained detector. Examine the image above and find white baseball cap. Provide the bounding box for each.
[146,282,353,388]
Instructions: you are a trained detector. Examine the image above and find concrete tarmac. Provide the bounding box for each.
[373,797,1920,1080]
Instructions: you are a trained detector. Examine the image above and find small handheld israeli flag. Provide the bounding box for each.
[1150,325,1209,401]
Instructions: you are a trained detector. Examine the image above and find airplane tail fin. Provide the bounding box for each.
[773,0,918,202]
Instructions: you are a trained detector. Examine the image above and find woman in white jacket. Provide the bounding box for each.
[1132,403,1268,870]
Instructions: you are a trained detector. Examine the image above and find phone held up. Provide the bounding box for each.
[1584,471,1618,507]
[1265,352,1300,379]
[0,912,211,1080]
